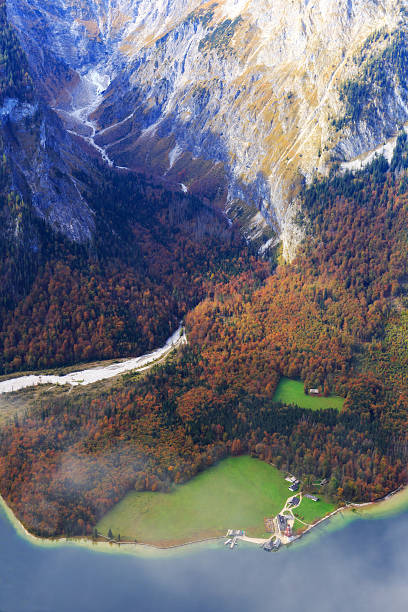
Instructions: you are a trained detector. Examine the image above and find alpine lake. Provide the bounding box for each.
[1,464,408,611]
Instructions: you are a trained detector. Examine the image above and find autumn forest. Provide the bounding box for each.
[1,131,408,536]
[1,0,408,537]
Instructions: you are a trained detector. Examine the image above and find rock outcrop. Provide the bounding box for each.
[6,0,408,257]
[0,1,95,244]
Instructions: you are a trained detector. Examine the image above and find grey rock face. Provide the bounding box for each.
[0,1,98,244]
[1,97,95,242]
[6,0,408,256]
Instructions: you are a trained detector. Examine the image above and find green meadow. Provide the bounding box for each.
[273,377,344,411]
[98,456,291,545]
[97,456,335,546]
[293,496,335,524]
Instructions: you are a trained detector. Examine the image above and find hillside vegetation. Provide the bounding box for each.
[0,0,32,103]
[1,139,408,537]
[0,170,250,373]
[0,0,408,540]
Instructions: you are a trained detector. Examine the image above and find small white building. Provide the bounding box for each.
[309,388,319,394]
[305,494,319,502]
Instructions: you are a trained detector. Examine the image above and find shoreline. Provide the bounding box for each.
[2,484,408,557]
[0,494,225,558]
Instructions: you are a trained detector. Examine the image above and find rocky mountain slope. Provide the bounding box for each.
[0,0,100,313]
[1,0,250,375]
[0,0,95,243]
[7,0,408,259]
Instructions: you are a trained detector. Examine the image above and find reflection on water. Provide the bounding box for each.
[1,501,408,611]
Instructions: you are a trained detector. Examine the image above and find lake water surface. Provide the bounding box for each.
[1,501,408,611]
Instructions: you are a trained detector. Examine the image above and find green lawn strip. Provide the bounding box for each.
[273,377,344,411]
[294,496,336,524]
[97,456,292,545]
[292,518,306,534]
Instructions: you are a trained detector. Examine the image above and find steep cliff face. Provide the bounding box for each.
[0,0,94,244]
[7,0,408,257]
[0,0,100,317]
[0,100,95,242]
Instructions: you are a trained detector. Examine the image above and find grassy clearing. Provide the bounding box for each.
[294,496,336,525]
[97,456,293,546]
[273,377,344,411]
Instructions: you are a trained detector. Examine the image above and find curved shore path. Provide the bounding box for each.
[0,325,186,395]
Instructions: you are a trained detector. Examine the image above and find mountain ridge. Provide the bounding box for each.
[7,0,408,258]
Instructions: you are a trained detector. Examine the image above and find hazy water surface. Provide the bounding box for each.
[1,504,408,612]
